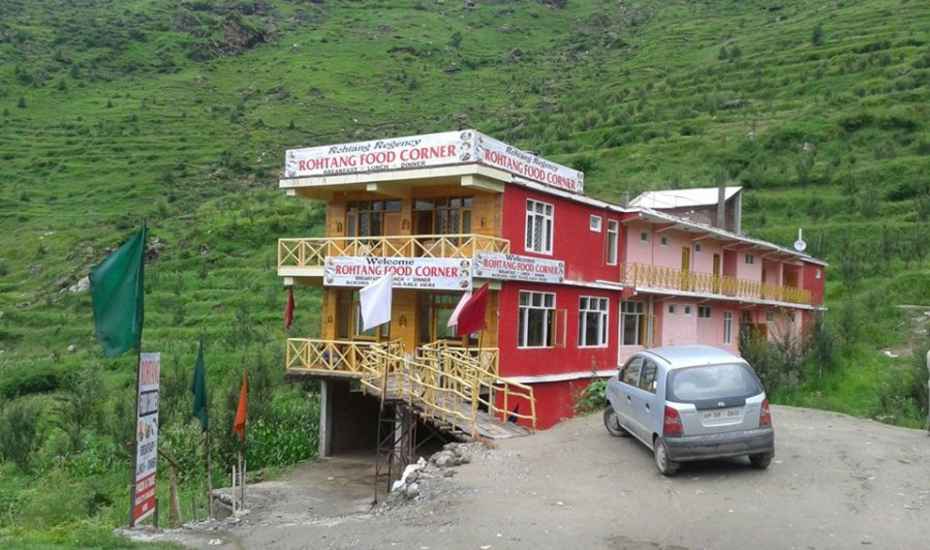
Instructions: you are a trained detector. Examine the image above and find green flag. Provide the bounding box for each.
[90,225,146,357]
[191,339,209,431]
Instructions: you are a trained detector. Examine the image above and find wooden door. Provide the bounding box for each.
[680,247,691,290]
[713,253,721,293]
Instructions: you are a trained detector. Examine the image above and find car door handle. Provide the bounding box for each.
[644,403,651,411]
[625,394,631,401]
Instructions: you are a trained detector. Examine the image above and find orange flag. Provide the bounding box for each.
[233,370,249,441]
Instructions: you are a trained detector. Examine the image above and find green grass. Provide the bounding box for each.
[1,0,930,545]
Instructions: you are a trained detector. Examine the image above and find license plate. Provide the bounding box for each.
[703,408,741,421]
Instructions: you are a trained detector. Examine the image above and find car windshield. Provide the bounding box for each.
[667,363,762,403]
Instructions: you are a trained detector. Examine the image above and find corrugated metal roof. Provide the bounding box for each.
[629,187,742,209]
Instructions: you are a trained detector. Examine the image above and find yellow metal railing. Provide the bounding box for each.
[620,263,812,306]
[278,234,510,269]
[286,338,536,433]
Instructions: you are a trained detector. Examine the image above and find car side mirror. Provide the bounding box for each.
[618,367,625,380]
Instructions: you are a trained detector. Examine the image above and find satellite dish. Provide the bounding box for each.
[794,228,807,252]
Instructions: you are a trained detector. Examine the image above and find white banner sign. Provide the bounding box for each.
[132,352,160,525]
[474,133,584,194]
[324,256,472,291]
[472,252,565,284]
[284,129,584,194]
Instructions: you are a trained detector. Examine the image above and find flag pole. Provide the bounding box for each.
[128,221,146,527]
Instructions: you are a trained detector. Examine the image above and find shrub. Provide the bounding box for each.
[0,399,41,472]
[0,363,62,398]
[812,23,824,46]
[575,379,607,414]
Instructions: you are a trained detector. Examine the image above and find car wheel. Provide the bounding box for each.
[749,452,773,470]
[603,406,629,437]
[654,437,679,476]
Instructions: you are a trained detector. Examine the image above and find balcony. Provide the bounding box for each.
[278,233,510,274]
[621,263,812,306]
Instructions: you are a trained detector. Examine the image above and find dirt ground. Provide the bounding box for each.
[132,405,930,550]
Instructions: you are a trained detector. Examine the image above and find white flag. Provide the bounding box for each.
[359,274,393,331]
[447,291,472,328]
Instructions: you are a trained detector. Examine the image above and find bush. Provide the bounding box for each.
[0,363,62,399]
[0,399,41,472]
[575,379,607,414]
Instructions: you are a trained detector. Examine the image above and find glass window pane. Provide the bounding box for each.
[518,309,526,346]
[519,292,529,306]
[532,293,542,307]
[462,211,471,233]
[545,294,554,307]
[527,309,544,346]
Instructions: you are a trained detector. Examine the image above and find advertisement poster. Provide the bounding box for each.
[324,256,472,291]
[131,352,160,525]
[472,251,565,284]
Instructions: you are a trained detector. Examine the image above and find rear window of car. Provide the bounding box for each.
[666,363,762,403]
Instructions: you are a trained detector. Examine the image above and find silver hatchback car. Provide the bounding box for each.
[604,345,774,476]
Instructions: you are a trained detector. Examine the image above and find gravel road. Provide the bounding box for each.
[163,405,930,550]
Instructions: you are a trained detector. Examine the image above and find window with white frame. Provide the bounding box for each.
[668,304,676,314]
[745,254,755,265]
[640,231,649,243]
[589,215,602,232]
[697,305,712,319]
[518,291,555,348]
[606,220,619,265]
[622,302,646,346]
[660,236,668,246]
[723,312,733,344]
[525,199,554,254]
[694,243,702,253]
[683,305,693,315]
[578,296,609,347]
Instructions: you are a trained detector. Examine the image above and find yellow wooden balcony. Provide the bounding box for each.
[278,233,510,272]
[621,263,812,306]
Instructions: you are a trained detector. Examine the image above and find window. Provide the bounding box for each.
[606,220,619,265]
[622,302,646,346]
[622,356,643,385]
[415,197,473,236]
[745,254,755,265]
[660,236,668,246]
[518,291,555,348]
[589,215,602,232]
[639,360,658,393]
[683,305,692,316]
[345,200,402,237]
[694,243,702,253]
[525,199,554,254]
[723,312,733,344]
[668,304,676,314]
[816,269,822,280]
[640,231,649,242]
[697,305,711,319]
[578,296,609,347]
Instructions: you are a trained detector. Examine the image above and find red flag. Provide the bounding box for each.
[456,283,489,337]
[284,287,295,330]
[233,370,249,441]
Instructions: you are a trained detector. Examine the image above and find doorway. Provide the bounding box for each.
[680,247,691,290]
[417,293,468,346]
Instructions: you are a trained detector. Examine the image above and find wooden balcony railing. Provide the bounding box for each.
[278,234,511,269]
[621,263,812,306]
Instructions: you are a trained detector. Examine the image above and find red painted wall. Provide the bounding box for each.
[497,281,620,379]
[496,378,595,430]
[801,261,825,305]
[501,186,623,283]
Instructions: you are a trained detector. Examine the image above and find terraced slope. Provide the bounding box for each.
[0,0,929,543]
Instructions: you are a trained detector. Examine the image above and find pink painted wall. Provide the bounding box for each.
[660,300,698,345]
[736,251,762,280]
[691,239,724,275]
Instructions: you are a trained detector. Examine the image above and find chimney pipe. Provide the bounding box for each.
[716,182,726,229]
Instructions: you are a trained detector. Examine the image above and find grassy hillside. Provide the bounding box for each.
[1,0,929,546]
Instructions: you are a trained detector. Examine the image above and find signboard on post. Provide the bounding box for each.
[324,256,472,291]
[131,352,160,525]
[472,252,565,284]
[283,129,584,194]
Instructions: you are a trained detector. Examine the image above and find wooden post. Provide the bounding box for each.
[205,431,214,519]
[158,448,182,527]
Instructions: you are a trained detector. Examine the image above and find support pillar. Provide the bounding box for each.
[319,379,334,458]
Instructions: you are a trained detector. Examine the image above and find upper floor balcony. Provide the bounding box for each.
[621,263,812,306]
[278,233,510,276]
